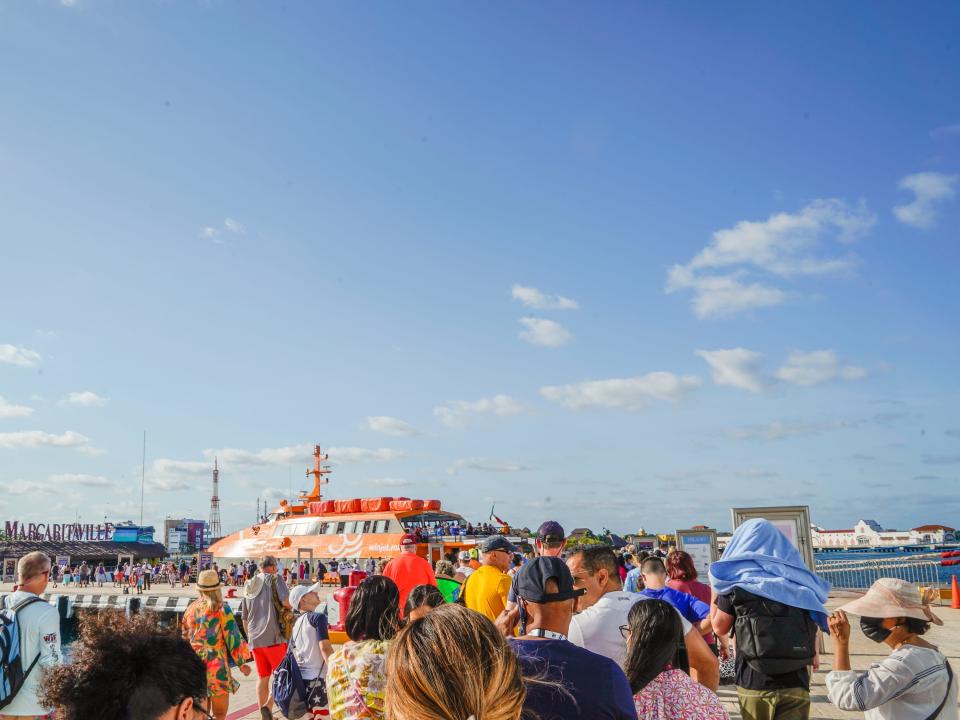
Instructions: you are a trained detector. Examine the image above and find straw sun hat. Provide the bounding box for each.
[197,569,221,591]
[837,578,943,626]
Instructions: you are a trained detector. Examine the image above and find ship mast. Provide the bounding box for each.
[303,444,331,502]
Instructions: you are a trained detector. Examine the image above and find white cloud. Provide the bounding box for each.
[367,477,413,487]
[540,372,701,410]
[518,317,572,348]
[696,348,768,393]
[667,270,786,318]
[64,390,108,407]
[200,218,246,242]
[728,420,849,441]
[365,416,420,437]
[511,285,578,310]
[223,218,245,234]
[146,458,209,492]
[0,344,42,367]
[776,350,866,386]
[200,444,405,468]
[0,430,90,449]
[667,199,874,318]
[434,394,524,428]
[204,444,312,467]
[930,124,960,141]
[893,172,958,229]
[449,458,534,474]
[6,480,58,496]
[0,396,34,419]
[49,473,113,487]
[327,447,407,464]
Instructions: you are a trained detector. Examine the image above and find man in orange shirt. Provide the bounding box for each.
[381,533,437,614]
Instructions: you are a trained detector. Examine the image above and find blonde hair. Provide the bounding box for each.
[17,551,51,583]
[385,603,525,720]
[199,588,223,610]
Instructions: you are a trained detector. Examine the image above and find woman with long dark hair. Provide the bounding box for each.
[327,575,401,719]
[624,599,728,719]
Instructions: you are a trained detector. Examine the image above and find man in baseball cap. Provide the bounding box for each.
[286,581,333,717]
[496,520,567,637]
[381,533,437,615]
[508,557,635,719]
[461,535,517,622]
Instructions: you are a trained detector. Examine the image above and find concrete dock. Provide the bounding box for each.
[3,583,957,719]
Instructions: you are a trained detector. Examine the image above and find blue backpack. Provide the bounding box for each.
[0,595,45,710]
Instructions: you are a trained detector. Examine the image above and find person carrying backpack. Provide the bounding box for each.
[0,551,63,719]
[709,519,830,720]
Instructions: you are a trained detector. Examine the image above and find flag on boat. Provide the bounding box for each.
[489,505,508,527]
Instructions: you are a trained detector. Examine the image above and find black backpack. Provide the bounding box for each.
[730,587,816,675]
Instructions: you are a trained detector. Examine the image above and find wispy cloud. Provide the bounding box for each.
[666,199,874,318]
[448,458,534,474]
[893,172,958,228]
[0,396,34,419]
[328,447,407,464]
[0,430,90,449]
[930,124,960,141]
[201,444,405,467]
[775,350,866,386]
[728,419,851,441]
[0,344,42,367]
[921,454,960,465]
[540,371,701,410]
[367,477,413,487]
[365,416,420,437]
[49,473,113,487]
[696,348,767,393]
[63,390,108,407]
[200,217,246,243]
[696,348,866,391]
[518,317,572,347]
[146,458,209,491]
[511,285,578,310]
[434,395,524,428]
[6,480,58,496]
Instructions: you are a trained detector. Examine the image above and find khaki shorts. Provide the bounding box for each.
[737,687,810,720]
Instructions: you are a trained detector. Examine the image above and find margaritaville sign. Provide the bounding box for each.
[4,521,115,542]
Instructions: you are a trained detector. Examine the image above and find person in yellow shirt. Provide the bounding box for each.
[462,536,516,622]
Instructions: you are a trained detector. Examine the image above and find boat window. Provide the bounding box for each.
[343,521,357,534]
[335,522,345,534]
[359,521,371,533]
[280,524,296,536]
[295,523,316,536]
[323,522,337,535]
[374,520,388,534]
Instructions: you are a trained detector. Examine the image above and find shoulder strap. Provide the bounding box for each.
[11,596,45,614]
[923,660,953,720]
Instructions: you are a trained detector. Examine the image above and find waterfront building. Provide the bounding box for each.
[811,520,956,549]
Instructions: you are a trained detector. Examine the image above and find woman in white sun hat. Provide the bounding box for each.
[826,577,957,719]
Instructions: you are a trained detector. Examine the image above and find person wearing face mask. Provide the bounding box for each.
[826,578,957,720]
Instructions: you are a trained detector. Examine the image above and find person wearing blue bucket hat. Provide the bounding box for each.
[710,518,831,720]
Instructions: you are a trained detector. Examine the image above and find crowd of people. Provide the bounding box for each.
[1,517,957,720]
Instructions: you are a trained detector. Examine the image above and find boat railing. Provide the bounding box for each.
[815,555,943,600]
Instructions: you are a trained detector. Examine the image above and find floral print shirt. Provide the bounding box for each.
[183,600,253,696]
[327,640,389,719]
[633,669,730,720]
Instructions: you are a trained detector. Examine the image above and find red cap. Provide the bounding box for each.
[400,534,417,547]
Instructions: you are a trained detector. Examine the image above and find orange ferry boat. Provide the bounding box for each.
[209,445,502,567]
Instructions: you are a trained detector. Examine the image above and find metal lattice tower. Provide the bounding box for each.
[208,457,222,539]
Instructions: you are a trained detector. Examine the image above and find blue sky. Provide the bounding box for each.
[2,1,958,537]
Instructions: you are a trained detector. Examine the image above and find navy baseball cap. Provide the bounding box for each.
[515,557,585,603]
[480,535,517,554]
[536,520,565,542]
